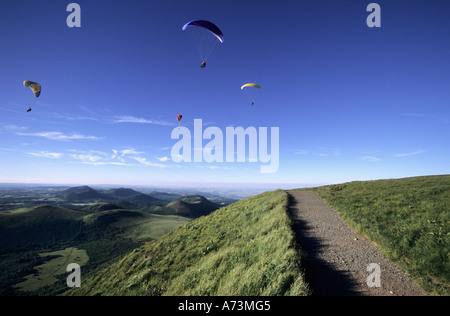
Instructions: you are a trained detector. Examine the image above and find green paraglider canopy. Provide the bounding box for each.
[23,80,41,97]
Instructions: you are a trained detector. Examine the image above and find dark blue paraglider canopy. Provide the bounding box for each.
[182,20,224,43]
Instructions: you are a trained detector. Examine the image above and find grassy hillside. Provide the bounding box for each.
[65,190,310,296]
[142,194,221,218]
[166,195,221,218]
[0,204,189,295]
[303,175,449,295]
[0,205,85,253]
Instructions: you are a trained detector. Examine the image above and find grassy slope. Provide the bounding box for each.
[303,175,449,295]
[66,190,310,296]
[0,205,190,295]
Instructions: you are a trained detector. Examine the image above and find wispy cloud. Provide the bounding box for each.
[362,155,380,162]
[4,125,103,141]
[26,148,169,168]
[120,149,143,156]
[17,131,103,141]
[68,153,104,162]
[49,112,99,121]
[293,148,341,157]
[28,151,64,159]
[157,156,170,162]
[294,150,309,155]
[395,150,425,158]
[3,124,27,132]
[130,156,167,168]
[113,116,173,126]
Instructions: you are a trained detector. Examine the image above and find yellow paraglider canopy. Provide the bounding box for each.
[241,83,262,90]
[23,80,41,97]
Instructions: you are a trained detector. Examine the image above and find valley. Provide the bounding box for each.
[0,184,232,295]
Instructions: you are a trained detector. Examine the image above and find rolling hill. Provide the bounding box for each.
[0,190,220,295]
[102,188,143,198]
[65,190,310,296]
[57,185,163,207]
[166,195,221,218]
[57,186,109,202]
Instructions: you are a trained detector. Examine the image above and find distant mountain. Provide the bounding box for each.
[56,186,162,206]
[58,186,109,202]
[146,191,182,202]
[167,195,220,218]
[102,187,164,207]
[121,193,162,207]
[103,188,142,198]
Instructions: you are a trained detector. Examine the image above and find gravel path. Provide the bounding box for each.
[288,191,427,296]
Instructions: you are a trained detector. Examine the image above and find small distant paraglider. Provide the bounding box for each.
[24,80,41,97]
[23,80,41,112]
[182,20,224,68]
[177,114,183,128]
[241,83,262,105]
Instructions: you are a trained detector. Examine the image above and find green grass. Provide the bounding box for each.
[14,247,88,292]
[301,175,449,295]
[65,190,310,296]
[117,214,190,242]
[0,205,191,295]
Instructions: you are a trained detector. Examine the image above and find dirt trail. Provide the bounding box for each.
[288,191,427,296]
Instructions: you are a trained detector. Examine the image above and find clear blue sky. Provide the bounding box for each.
[1,0,449,189]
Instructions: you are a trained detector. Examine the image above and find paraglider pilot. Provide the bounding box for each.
[201,61,206,68]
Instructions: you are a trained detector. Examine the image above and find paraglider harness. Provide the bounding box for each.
[201,61,206,68]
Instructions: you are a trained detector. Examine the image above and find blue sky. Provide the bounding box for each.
[0,0,449,189]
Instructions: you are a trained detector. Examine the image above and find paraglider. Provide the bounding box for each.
[182,20,224,68]
[23,80,41,98]
[182,20,224,43]
[177,114,183,122]
[23,80,41,112]
[241,83,262,105]
[241,83,262,90]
